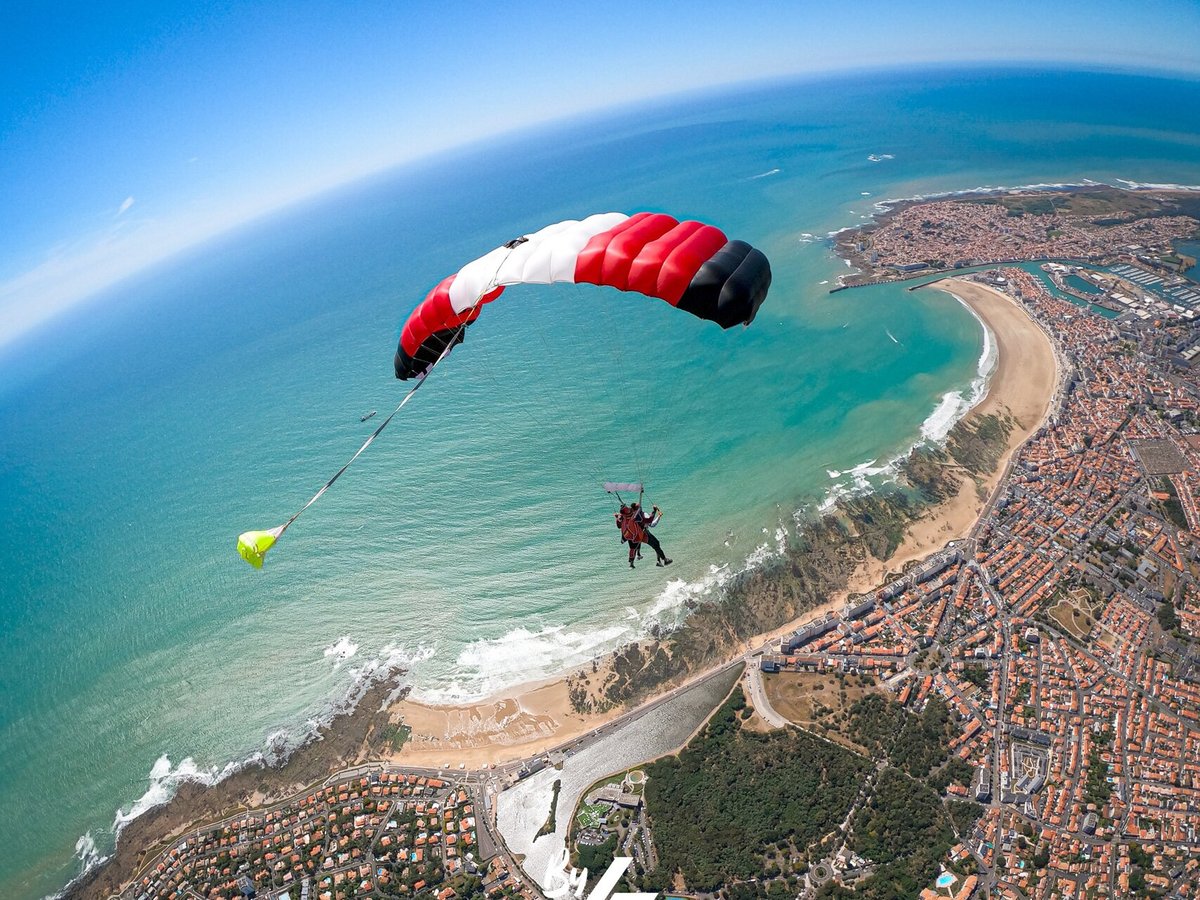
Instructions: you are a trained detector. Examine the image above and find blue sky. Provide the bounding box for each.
[2,0,1198,346]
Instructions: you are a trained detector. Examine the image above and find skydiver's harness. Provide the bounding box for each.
[614,498,661,544]
[619,511,645,544]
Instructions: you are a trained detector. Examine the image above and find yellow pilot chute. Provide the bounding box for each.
[236,528,283,569]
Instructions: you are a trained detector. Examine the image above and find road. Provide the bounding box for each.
[745,664,787,728]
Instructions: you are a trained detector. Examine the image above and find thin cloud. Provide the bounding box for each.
[0,163,393,351]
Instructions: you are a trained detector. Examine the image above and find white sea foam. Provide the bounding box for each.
[73,831,105,877]
[923,291,998,441]
[825,458,899,499]
[822,454,906,512]
[90,635,425,869]
[867,153,895,162]
[323,634,360,664]
[650,562,730,619]
[415,623,632,703]
[1115,179,1200,192]
[321,633,357,672]
[44,833,109,900]
[113,755,232,831]
[654,520,790,609]
[750,168,781,179]
[796,232,817,244]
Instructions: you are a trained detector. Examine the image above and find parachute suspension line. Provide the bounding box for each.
[587,279,653,488]
[519,287,618,495]
[238,250,518,568]
[277,372,427,536]
[238,358,437,566]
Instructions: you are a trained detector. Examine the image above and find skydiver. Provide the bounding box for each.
[618,502,671,569]
[615,505,642,564]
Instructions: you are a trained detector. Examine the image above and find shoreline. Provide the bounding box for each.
[71,680,406,899]
[374,275,1060,767]
[74,275,1060,898]
[844,276,1058,593]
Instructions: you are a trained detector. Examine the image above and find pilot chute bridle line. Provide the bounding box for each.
[235,245,523,569]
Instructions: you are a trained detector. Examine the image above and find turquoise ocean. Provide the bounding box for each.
[3,67,1200,898]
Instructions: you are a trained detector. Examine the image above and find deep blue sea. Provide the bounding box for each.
[3,66,1200,898]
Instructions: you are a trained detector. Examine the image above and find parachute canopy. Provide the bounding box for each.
[394,212,772,380]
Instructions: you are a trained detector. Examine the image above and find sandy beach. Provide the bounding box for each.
[384,674,623,769]
[383,275,1060,766]
[846,276,1058,592]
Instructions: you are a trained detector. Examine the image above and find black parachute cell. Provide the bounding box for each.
[718,247,772,328]
[394,327,467,380]
[676,240,772,328]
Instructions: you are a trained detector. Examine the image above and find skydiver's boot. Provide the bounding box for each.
[657,558,673,567]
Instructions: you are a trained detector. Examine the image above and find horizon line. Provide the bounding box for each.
[2,58,1198,358]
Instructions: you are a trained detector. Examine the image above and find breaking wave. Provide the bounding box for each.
[324,634,360,665]
[414,623,631,703]
[412,519,795,705]
[920,293,996,442]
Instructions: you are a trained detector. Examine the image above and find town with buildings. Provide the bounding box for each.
[753,248,1200,895]
[117,769,541,900]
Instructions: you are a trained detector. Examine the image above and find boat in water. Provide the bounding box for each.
[360,410,378,422]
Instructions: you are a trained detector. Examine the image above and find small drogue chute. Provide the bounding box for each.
[237,527,283,569]
[238,212,771,567]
